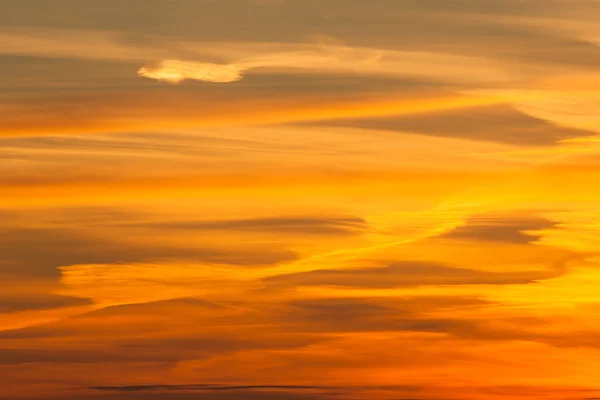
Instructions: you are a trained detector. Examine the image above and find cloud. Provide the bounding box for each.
[0,28,518,86]
[0,298,221,340]
[308,104,596,145]
[7,381,350,400]
[85,383,429,400]
[439,214,556,244]
[138,44,517,85]
[0,28,170,62]
[4,1,598,74]
[0,298,326,363]
[91,384,327,392]
[0,292,91,314]
[0,226,295,278]
[138,60,244,83]
[266,261,559,289]
[11,392,333,400]
[0,348,187,365]
[130,216,367,236]
[282,297,494,334]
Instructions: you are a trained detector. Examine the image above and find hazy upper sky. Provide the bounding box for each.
[3,1,600,399]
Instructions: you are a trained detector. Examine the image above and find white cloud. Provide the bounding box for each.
[138,45,517,85]
[138,59,244,83]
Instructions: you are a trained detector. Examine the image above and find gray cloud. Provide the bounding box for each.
[11,393,333,400]
[280,297,495,334]
[0,1,581,47]
[286,298,600,350]
[133,217,366,236]
[439,214,556,243]
[0,226,297,278]
[4,0,600,81]
[91,384,328,392]
[0,293,91,314]
[267,261,558,289]
[0,331,320,364]
[86,383,428,400]
[309,105,596,145]
[0,298,324,362]
[0,298,219,340]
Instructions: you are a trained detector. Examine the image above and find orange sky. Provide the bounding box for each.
[3,1,600,400]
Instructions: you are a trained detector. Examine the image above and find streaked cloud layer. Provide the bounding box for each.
[3,1,600,400]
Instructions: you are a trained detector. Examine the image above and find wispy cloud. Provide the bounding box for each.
[137,44,518,85]
[0,28,520,85]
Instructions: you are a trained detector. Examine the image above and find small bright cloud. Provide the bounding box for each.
[138,59,244,83]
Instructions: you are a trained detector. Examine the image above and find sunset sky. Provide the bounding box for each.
[3,1,600,399]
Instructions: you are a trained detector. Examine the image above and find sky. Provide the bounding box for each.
[3,1,600,399]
